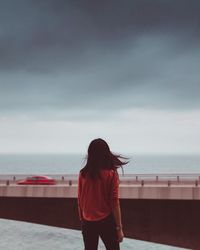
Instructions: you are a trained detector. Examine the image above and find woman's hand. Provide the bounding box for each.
[117,229,124,242]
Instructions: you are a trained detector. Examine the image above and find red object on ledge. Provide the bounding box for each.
[17,175,56,185]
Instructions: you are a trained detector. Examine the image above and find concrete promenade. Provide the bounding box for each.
[1,174,200,249]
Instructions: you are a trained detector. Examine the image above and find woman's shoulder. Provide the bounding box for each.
[100,169,118,177]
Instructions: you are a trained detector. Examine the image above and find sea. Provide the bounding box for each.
[1,153,200,250]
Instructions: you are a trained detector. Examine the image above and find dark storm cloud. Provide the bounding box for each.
[1,0,200,70]
[0,0,200,115]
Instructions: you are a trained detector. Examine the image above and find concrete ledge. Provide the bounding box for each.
[119,185,200,200]
[0,185,77,198]
[1,184,200,200]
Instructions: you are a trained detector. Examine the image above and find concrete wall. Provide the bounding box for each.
[1,184,200,199]
[0,185,200,200]
[1,185,200,249]
[1,196,200,249]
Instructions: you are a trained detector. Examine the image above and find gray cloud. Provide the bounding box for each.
[0,0,200,117]
[1,0,200,70]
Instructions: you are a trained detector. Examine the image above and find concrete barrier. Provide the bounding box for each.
[1,184,200,200]
[1,178,200,249]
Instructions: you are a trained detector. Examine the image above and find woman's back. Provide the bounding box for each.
[78,169,119,221]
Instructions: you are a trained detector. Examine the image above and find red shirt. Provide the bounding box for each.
[78,169,119,221]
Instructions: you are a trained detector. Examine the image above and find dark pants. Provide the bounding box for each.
[81,213,120,250]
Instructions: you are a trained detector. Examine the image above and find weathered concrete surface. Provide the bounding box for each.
[1,184,200,200]
[0,196,200,249]
[1,184,200,248]
[121,199,200,249]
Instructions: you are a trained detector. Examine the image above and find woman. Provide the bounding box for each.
[78,138,128,250]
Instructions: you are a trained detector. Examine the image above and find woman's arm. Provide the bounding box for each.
[112,203,123,229]
[112,203,124,242]
[78,204,83,221]
[111,171,124,242]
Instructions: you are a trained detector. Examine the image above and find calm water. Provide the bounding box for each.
[1,153,199,250]
[0,153,200,174]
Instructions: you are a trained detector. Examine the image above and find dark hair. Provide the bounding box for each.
[80,138,128,179]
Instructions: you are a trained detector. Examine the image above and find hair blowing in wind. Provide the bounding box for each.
[81,138,129,179]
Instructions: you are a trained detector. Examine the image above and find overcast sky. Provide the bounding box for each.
[0,0,200,154]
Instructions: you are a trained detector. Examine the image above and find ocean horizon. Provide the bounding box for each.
[0,153,200,174]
